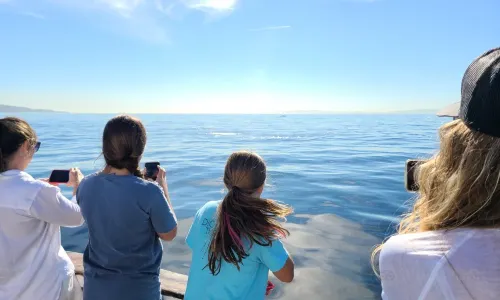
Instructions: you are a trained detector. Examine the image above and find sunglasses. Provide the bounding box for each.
[34,141,41,153]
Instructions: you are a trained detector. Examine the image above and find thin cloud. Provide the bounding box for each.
[1,0,238,16]
[21,11,46,19]
[184,0,237,11]
[2,0,239,43]
[97,0,143,16]
[92,0,238,15]
[249,25,291,32]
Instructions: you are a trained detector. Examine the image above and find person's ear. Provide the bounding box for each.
[21,140,31,155]
[256,184,264,195]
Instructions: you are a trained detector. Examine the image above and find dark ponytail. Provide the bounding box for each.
[207,151,293,275]
[0,117,37,173]
[124,159,144,178]
[102,115,146,178]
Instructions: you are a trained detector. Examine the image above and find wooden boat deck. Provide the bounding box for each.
[67,252,187,299]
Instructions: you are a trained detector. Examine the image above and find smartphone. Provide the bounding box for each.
[49,170,70,183]
[405,159,426,192]
[145,162,160,180]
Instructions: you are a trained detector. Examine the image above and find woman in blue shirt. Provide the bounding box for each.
[185,151,295,299]
[77,115,178,300]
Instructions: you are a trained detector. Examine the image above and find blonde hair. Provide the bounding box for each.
[372,119,500,275]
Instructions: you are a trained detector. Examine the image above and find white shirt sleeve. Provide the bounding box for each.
[29,185,84,227]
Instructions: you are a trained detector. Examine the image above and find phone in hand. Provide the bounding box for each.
[144,162,160,180]
[405,159,426,192]
[49,170,70,184]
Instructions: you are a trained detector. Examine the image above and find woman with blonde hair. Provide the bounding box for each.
[372,48,500,299]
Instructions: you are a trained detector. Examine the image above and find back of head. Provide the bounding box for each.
[224,151,267,192]
[102,115,146,178]
[207,151,293,275]
[407,47,500,232]
[402,119,500,233]
[0,117,37,172]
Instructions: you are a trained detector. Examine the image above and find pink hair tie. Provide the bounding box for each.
[224,213,243,249]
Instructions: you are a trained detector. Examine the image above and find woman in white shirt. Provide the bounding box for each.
[0,117,85,300]
[372,48,500,300]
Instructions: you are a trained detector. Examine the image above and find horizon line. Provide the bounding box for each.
[0,111,442,115]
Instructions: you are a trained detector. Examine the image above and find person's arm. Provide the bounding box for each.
[149,186,178,241]
[29,184,84,227]
[272,257,294,283]
[259,238,295,283]
[150,166,178,241]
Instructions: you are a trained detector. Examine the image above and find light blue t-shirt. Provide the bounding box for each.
[77,172,177,300]
[185,200,289,300]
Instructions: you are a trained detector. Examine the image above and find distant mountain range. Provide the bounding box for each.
[0,105,63,113]
[281,108,439,115]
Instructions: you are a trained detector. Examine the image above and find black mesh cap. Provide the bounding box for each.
[459,47,500,137]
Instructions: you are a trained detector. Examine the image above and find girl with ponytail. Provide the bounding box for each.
[185,151,295,300]
[77,115,178,300]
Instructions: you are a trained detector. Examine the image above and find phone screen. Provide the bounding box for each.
[49,170,70,183]
[405,159,425,192]
[145,162,160,180]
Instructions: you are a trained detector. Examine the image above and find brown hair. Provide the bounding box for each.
[371,119,500,275]
[102,115,146,178]
[207,151,293,275]
[0,117,37,172]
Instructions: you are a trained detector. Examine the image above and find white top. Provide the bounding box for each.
[379,228,500,300]
[0,170,84,300]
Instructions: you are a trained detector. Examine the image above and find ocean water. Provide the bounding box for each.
[3,113,447,299]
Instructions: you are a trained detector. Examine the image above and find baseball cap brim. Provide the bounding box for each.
[436,102,460,118]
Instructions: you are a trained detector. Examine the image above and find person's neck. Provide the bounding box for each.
[252,191,263,198]
[2,167,24,173]
[104,165,131,176]
[6,162,25,172]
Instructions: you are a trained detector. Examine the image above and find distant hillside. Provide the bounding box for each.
[0,105,63,113]
[281,108,439,115]
[386,108,438,114]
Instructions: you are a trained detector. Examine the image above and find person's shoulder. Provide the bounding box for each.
[198,200,221,216]
[191,201,220,222]
[16,171,43,186]
[19,172,59,194]
[140,179,165,195]
[380,231,447,261]
[80,171,101,184]
[380,234,412,257]
[77,172,105,192]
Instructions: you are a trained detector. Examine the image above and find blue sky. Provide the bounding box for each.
[1,0,499,113]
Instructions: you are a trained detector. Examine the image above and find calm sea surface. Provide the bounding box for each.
[3,113,447,300]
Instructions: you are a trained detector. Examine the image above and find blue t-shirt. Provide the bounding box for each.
[185,201,289,300]
[77,172,177,300]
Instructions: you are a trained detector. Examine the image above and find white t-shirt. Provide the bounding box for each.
[0,170,84,300]
[379,227,500,300]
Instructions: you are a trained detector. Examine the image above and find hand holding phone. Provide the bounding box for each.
[48,168,84,196]
[49,170,70,184]
[144,162,160,180]
[67,168,84,188]
[405,159,426,192]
